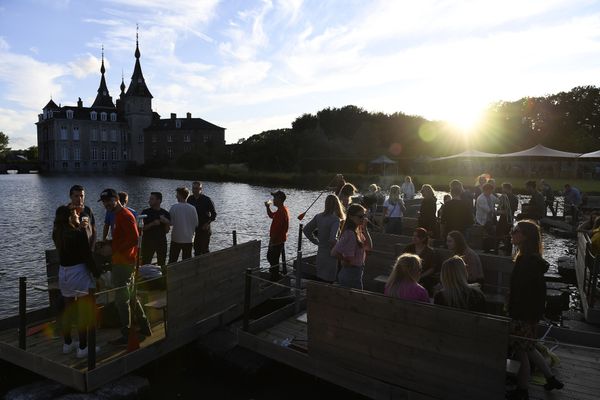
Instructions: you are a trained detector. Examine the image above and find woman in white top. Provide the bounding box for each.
[401,176,416,200]
[383,185,406,234]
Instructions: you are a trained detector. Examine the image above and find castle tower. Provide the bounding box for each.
[122,28,153,165]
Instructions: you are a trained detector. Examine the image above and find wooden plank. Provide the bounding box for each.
[248,300,307,334]
[306,282,508,400]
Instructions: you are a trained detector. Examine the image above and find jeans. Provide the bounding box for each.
[338,265,364,290]
[169,242,193,264]
[267,243,284,280]
[141,237,167,267]
[193,228,211,256]
[112,264,150,337]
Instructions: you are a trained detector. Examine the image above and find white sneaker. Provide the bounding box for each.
[62,341,78,354]
[76,345,100,359]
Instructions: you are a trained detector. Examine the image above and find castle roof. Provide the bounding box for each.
[91,48,116,109]
[125,33,153,98]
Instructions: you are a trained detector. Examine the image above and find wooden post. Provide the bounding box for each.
[19,277,26,350]
[297,223,303,252]
[281,246,287,275]
[243,268,252,331]
[295,250,302,314]
[232,230,237,246]
[87,288,96,370]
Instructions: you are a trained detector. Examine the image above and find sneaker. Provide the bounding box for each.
[62,341,79,354]
[544,376,564,391]
[76,345,100,359]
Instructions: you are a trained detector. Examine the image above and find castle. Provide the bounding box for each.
[36,35,225,173]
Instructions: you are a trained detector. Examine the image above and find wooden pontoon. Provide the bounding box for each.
[239,281,600,400]
[576,232,600,324]
[0,240,282,392]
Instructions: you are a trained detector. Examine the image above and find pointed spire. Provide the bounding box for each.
[92,45,115,108]
[126,26,153,98]
[120,69,126,94]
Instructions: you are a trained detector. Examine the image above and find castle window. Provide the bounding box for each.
[111,148,117,160]
[72,127,80,141]
[110,130,116,142]
[62,147,69,161]
[101,148,107,160]
[110,113,117,122]
[175,120,181,128]
[167,135,173,142]
[90,111,97,120]
[48,111,54,118]
[152,148,158,157]
[138,134,144,143]
[184,145,192,153]
[167,148,174,159]
[60,126,68,140]
[66,110,74,119]
[152,134,158,143]
[100,112,107,121]
[123,150,128,160]
[91,129,98,141]
[101,129,107,141]
[74,147,80,161]
[183,134,190,142]
[91,147,98,160]
[203,135,210,143]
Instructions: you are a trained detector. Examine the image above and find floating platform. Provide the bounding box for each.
[0,241,285,392]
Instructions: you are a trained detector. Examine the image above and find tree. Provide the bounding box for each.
[0,131,9,154]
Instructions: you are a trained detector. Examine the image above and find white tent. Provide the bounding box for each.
[579,150,600,158]
[370,155,397,175]
[431,149,498,161]
[498,144,581,158]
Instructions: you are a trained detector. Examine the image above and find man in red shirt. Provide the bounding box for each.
[265,190,289,281]
[99,188,152,345]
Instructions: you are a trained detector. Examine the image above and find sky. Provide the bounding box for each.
[2,0,600,149]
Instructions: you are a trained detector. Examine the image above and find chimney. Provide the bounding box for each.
[77,97,83,108]
[186,112,191,119]
[170,113,176,120]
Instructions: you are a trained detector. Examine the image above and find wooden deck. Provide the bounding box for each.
[239,283,600,400]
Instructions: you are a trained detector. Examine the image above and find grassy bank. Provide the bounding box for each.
[143,166,600,194]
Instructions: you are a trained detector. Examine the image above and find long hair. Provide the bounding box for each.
[447,230,468,256]
[514,219,542,258]
[413,227,429,245]
[386,254,422,293]
[388,185,401,205]
[439,256,475,309]
[52,205,76,252]
[339,183,357,198]
[420,184,434,199]
[323,194,345,219]
[340,203,366,246]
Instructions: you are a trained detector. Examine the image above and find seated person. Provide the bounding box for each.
[384,254,430,303]
[402,227,439,296]
[446,230,484,284]
[434,256,486,312]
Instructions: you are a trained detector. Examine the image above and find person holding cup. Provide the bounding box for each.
[331,203,373,289]
[66,184,96,249]
[265,191,289,281]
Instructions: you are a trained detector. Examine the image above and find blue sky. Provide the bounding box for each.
[2,0,600,149]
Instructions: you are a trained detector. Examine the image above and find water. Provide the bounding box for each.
[0,174,322,318]
[0,175,575,318]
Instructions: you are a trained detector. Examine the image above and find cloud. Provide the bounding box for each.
[68,54,105,79]
[0,107,38,149]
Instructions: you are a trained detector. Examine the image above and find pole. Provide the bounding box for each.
[19,277,26,350]
[243,268,252,332]
[297,223,303,252]
[87,288,96,370]
[232,230,237,246]
[295,250,302,314]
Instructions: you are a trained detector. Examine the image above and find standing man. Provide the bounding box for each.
[265,190,289,281]
[141,192,170,273]
[517,180,545,221]
[99,188,151,345]
[67,184,96,249]
[540,179,556,217]
[102,191,137,241]
[187,181,217,256]
[168,187,198,263]
[564,184,582,224]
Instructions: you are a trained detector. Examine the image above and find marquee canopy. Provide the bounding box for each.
[432,144,587,160]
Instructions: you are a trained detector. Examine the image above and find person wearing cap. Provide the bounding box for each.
[102,191,137,241]
[187,181,217,256]
[67,184,96,249]
[168,187,198,263]
[265,190,290,281]
[99,188,152,345]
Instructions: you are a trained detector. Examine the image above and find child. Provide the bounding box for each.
[384,253,430,303]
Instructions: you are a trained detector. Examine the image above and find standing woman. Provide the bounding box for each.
[507,220,563,399]
[52,205,97,358]
[446,230,484,284]
[303,195,346,283]
[418,184,438,238]
[331,204,373,289]
[401,176,416,200]
[383,185,406,234]
[338,183,357,210]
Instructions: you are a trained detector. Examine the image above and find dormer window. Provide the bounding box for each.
[100,112,107,121]
[66,110,74,119]
[90,111,97,121]
[110,113,117,122]
[48,111,54,118]
[175,120,181,128]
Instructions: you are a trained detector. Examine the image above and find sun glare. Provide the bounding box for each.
[448,108,484,137]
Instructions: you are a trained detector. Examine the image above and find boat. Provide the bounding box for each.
[0,240,287,392]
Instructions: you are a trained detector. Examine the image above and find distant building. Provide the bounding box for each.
[36,36,225,173]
